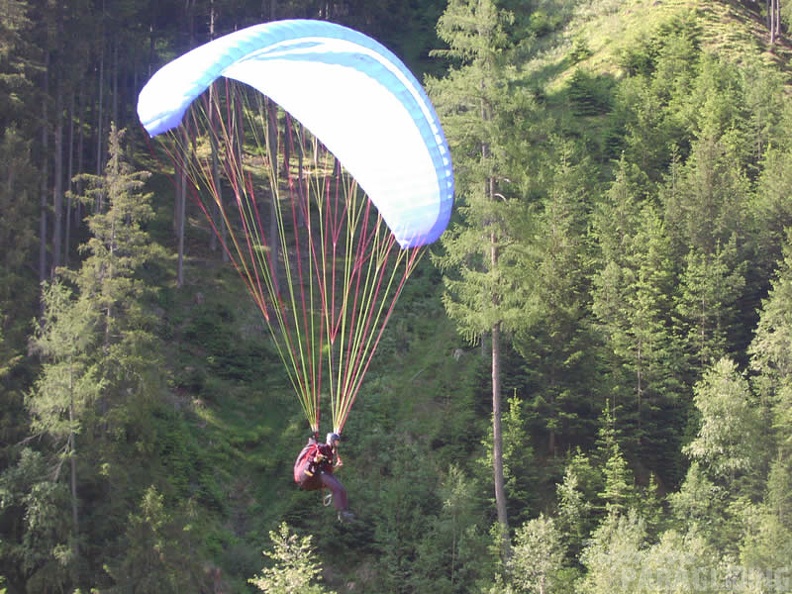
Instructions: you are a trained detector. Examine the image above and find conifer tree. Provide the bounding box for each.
[750,233,792,450]
[507,514,564,594]
[411,464,491,594]
[513,142,599,456]
[675,241,746,369]
[27,279,103,573]
[744,234,792,578]
[249,523,336,594]
[67,123,163,361]
[105,486,203,593]
[0,126,38,337]
[427,0,526,551]
[591,158,683,476]
[684,358,765,487]
[593,405,638,517]
[555,461,593,561]
[25,124,165,589]
[0,447,73,592]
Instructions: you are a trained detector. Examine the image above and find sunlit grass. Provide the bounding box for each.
[526,0,792,94]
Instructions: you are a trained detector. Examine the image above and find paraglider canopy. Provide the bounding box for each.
[138,19,454,249]
[138,20,454,434]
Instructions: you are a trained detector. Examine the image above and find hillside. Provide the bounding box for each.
[3,1,792,592]
[534,0,792,85]
[185,2,792,590]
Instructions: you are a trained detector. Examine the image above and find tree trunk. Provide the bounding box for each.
[65,91,76,267]
[491,310,510,562]
[68,372,80,567]
[177,127,188,288]
[52,86,64,270]
[39,55,50,285]
[769,0,781,44]
[68,419,79,547]
[95,41,105,178]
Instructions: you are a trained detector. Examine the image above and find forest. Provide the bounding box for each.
[2,0,792,592]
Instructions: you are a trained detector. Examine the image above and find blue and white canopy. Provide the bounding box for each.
[137,19,454,248]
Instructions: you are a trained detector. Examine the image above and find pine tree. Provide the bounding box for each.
[105,486,204,593]
[26,279,104,574]
[25,124,166,589]
[249,523,336,594]
[0,126,39,340]
[427,0,526,552]
[591,158,684,476]
[743,233,792,580]
[594,405,638,517]
[555,460,594,561]
[0,0,36,131]
[513,141,600,457]
[750,233,792,455]
[0,448,73,592]
[411,464,491,594]
[67,123,163,360]
[675,241,746,369]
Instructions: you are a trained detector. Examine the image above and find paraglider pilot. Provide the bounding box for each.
[294,432,355,523]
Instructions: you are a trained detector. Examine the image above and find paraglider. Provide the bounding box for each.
[294,432,354,522]
[138,20,453,515]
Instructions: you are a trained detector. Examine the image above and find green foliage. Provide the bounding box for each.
[105,486,205,593]
[599,442,637,516]
[750,234,792,425]
[507,514,565,593]
[6,1,792,592]
[684,358,765,485]
[618,11,702,79]
[555,458,594,560]
[249,522,336,594]
[0,126,38,343]
[0,448,73,592]
[591,157,686,475]
[27,280,103,440]
[751,148,792,278]
[636,528,720,594]
[566,69,614,116]
[578,509,647,594]
[739,458,792,584]
[513,141,601,456]
[668,462,726,538]
[429,0,533,342]
[0,0,35,128]
[409,465,492,594]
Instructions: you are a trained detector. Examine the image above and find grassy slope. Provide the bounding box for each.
[528,0,792,90]
[158,240,480,588]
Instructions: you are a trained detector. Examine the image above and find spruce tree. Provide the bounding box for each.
[0,126,39,339]
[591,158,683,476]
[684,357,764,487]
[27,279,103,576]
[513,142,600,457]
[25,124,166,589]
[427,0,526,552]
[249,523,336,594]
